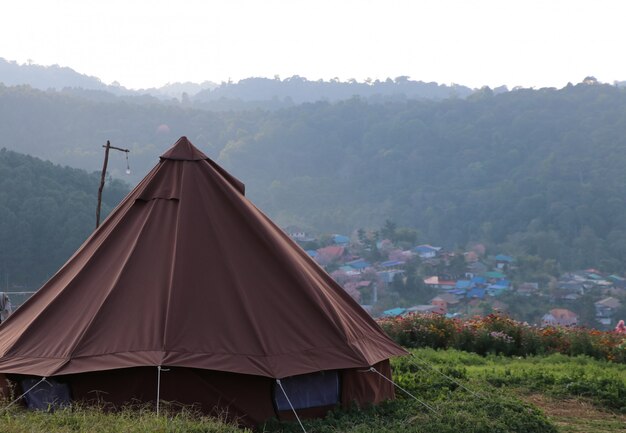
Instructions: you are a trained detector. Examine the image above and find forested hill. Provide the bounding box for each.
[219,82,626,272]
[192,76,475,109]
[0,58,216,100]
[0,58,124,94]
[0,59,473,107]
[2,80,626,275]
[0,149,128,286]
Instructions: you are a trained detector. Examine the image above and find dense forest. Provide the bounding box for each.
[2,78,626,283]
[0,149,127,285]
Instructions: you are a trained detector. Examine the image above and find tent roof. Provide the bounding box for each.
[0,137,405,378]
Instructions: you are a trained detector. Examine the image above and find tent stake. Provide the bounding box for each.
[156,365,162,416]
[155,365,170,416]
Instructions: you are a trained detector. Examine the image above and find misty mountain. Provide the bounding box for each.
[0,59,476,109]
[192,75,475,109]
[2,79,626,275]
[0,57,130,95]
[0,58,216,101]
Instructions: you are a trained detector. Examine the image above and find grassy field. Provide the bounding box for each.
[393,349,626,411]
[391,349,625,433]
[1,349,624,432]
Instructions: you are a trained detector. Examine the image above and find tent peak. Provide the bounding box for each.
[158,136,246,195]
[160,136,209,161]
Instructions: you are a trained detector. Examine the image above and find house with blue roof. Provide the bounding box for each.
[413,244,441,259]
[495,254,515,270]
[455,280,473,290]
[332,234,350,246]
[346,258,370,271]
[380,260,405,268]
[487,283,509,296]
[471,276,486,285]
[382,307,406,317]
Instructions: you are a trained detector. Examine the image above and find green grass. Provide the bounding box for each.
[262,397,556,433]
[3,349,624,432]
[0,405,248,433]
[392,348,626,412]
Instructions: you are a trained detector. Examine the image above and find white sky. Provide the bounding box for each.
[0,0,624,89]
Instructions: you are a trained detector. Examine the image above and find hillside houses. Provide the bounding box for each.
[556,271,621,296]
[282,226,626,328]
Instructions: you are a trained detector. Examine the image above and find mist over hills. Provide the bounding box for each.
[0,58,217,100]
[0,58,475,107]
[2,69,626,283]
[0,58,130,95]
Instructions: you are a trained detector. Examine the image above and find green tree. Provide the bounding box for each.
[380,220,397,241]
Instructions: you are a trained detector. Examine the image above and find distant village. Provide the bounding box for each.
[285,226,625,330]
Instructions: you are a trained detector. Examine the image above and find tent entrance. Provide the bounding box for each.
[20,377,71,411]
[273,370,339,411]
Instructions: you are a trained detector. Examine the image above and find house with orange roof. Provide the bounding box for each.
[542,308,578,326]
[423,276,456,290]
[315,245,346,266]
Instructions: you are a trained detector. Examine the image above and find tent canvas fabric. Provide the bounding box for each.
[0,137,406,424]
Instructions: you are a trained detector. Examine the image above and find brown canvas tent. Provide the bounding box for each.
[0,137,406,425]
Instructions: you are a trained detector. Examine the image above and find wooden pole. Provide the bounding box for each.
[96,141,130,229]
[96,141,111,229]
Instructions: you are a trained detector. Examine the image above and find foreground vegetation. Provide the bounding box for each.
[5,348,625,432]
[380,313,626,363]
[265,392,555,433]
[394,349,626,413]
[269,348,624,432]
[0,405,246,433]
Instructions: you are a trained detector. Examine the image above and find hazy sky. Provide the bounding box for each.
[1,0,624,89]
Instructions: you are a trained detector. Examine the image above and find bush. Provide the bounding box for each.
[379,313,626,363]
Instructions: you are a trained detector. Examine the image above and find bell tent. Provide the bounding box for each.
[0,137,406,425]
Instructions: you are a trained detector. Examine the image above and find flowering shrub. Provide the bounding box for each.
[378,313,626,363]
